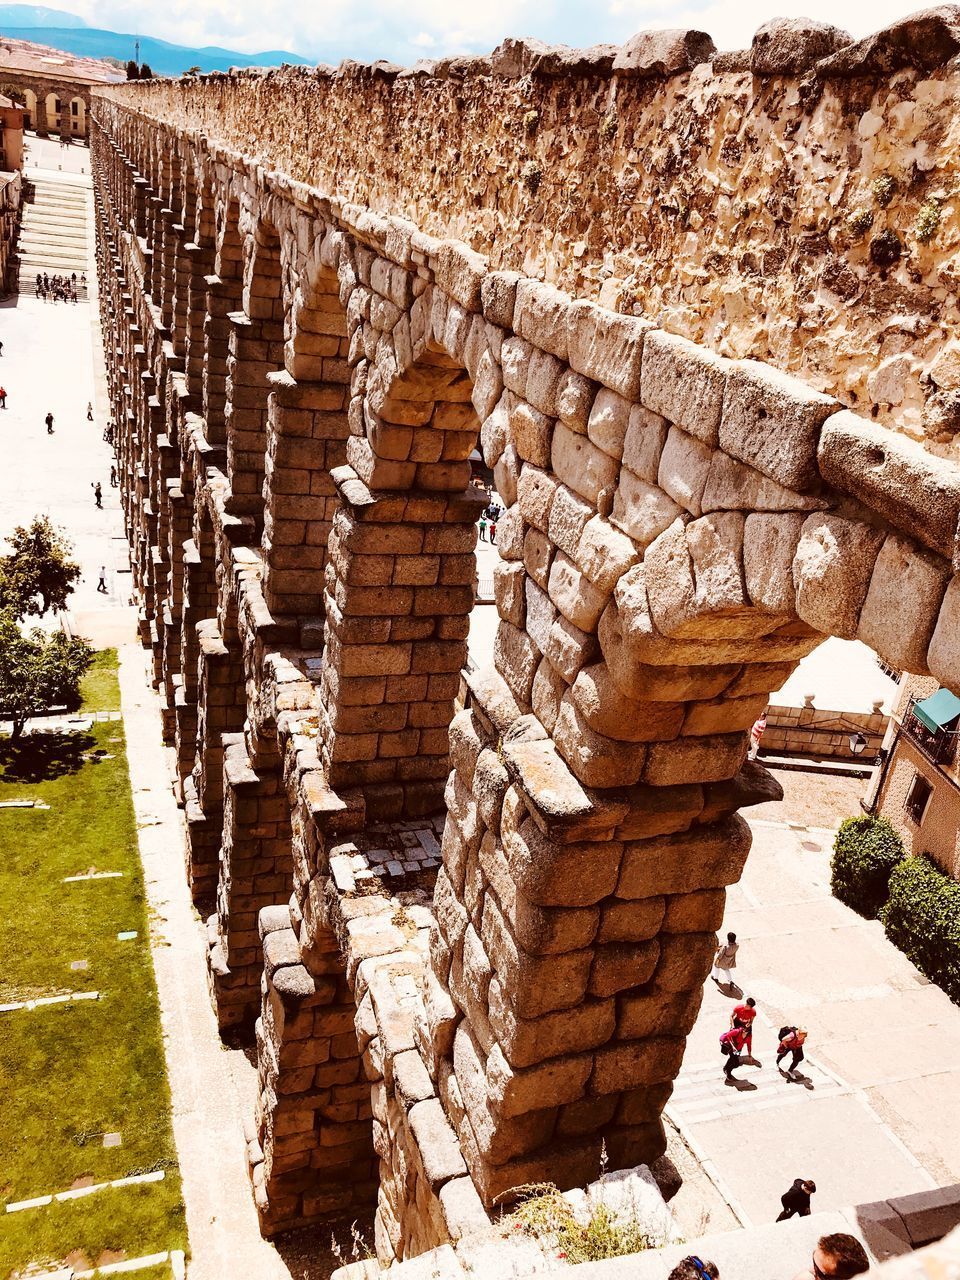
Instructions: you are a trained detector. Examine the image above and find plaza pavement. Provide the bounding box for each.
[674,800,960,1228]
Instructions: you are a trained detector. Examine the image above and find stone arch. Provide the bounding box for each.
[223,216,285,526]
[315,282,491,814]
[258,221,351,618]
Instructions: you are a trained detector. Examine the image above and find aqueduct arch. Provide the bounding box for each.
[89,12,960,1263]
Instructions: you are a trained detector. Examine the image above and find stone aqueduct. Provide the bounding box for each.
[90,16,960,1265]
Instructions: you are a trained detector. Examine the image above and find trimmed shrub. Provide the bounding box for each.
[882,856,960,1004]
[830,815,905,919]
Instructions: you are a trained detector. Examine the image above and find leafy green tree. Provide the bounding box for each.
[0,611,93,738]
[126,59,139,80]
[0,517,81,618]
[139,63,154,79]
[830,814,904,919]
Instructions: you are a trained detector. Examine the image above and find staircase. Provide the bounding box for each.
[11,173,91,298]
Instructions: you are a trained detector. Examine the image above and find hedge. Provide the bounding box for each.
[881,856,960,1005]
[830,815,905,919]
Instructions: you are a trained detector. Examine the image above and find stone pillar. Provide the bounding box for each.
[224,311,284,519]
[316,470,483,818]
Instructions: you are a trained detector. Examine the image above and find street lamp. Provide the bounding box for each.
[849,732,868,756]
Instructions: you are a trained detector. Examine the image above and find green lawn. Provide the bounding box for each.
[78,648,122,713]
[0,653,187,1277]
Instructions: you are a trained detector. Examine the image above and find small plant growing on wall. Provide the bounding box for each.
[846,207,874,238]
[914,197,942,244]
[872,174,896,207]
[523,109,540,135]
[521,160,542,195]
[869,229,903,267]
[600,110,618,141]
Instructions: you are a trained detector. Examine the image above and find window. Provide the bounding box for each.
[905,773,933,825]
[53,98,61,114]
[71,101,79,116]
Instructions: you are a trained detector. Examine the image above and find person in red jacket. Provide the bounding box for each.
[731,997,757,1056]
[719,1024,749,1081]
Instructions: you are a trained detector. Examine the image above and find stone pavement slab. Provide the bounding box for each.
[673,815,959,1228]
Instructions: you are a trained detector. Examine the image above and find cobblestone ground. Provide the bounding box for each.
[750,766,870,829]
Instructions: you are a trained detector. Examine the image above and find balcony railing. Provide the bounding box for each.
[902,700,958,768]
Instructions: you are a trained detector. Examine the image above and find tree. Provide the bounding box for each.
[0,517,81,618]
[126,59,139,80]
[184,66,202,76]
[139,63,154,79]
[0,611,92,739]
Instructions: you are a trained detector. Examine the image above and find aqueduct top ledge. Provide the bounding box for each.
[95,6,960,451]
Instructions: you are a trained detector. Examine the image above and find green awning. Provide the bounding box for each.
[913,688,960,733]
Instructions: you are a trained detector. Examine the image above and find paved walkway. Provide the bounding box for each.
[675,801,960,1229]
[0,139,128,648]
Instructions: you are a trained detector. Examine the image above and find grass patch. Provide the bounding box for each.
[0,652,186,1276]
[504,1183,663,1265]
[80,648,122,712]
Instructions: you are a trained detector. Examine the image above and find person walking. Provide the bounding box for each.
[792,1233,869,1280]
[731,996,757,1056]
[45,411,54,434]
[478,514,488,542]
[719,1024,749,1082]
[110,464,118,487]
[96,566,107,593]
[0,386,6,409]
[777,1178,817,1221]
[489,515,497,545]
[777,1026,808,1078]
[92,482,102,509]
[86,401,94,421]
[712,931,739,986]
[748,709,768,760]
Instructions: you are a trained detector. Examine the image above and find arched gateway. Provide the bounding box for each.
[89,13,960,1265]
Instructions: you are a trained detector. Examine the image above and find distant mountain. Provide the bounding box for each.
[0,4,87,27]
[0,7,308,74]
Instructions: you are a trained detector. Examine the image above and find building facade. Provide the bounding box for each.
[0,37,123,139]
[871,677,960,881]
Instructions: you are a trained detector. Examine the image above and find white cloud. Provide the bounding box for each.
[51,0,935,60]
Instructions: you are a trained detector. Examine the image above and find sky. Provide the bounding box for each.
[56,0,930,61]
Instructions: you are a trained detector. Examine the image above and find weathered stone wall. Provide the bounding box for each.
[89,16,960,1265]
[94,12,960,452]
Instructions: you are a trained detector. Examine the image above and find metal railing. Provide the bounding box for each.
[902,699,958,768]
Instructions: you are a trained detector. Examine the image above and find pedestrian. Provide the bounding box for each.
[0,338,4,356]
[110,464,118,487]
[712,931,738,986]
[0,386,6,409]
[668,1260,719,1280]
[478,515,487,542]
[81,272,86,285]
[86,401,94,421]
[791,1233,869,1280]
[777,1026,808,1078]
[96,566,107,593]
[719,1024,749,1081]
[748,709,767,760]
[731,996,757,1056]
[92,482,102,509]
[489,516,497,545]
[777,1178,817,1221]
[45,411,54,434]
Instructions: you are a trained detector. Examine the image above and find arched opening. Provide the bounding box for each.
[22,88,36,130]
[223,220,285,529]
[202,197,244,445]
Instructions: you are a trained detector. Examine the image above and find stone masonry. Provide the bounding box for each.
[91,10,960,1267]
